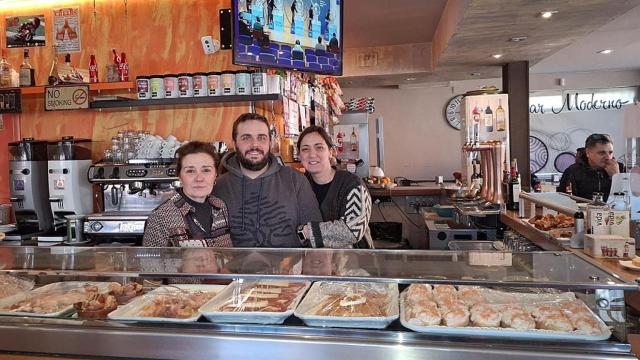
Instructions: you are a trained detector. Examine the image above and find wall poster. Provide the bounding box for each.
[5,15,45,48]
[53,7,81,53]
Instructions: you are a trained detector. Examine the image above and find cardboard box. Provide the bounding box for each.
[584,234,635,259]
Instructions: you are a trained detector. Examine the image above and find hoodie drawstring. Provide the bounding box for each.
[256,178,264,229]
[241,176,246,230]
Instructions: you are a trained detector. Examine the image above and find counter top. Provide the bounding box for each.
[367,185,458,197]
[501,210,640,285]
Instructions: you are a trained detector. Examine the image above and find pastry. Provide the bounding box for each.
[571,315,600,334]
[407,300,441,326]
[528,304,562,320]
[501,307,535,330]
[437,297,466,314]
[442,306,470,327]
[632,257,640,267]
[218,282,306,313]
[470,304,500,327]
[406,284,432,304]
[536,313,574,332]
[458,287,485,306]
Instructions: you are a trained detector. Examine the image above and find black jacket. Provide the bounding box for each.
[557,153,625,201]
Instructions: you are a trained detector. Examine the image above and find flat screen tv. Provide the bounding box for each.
[232,0,343,76]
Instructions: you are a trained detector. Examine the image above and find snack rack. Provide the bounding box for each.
[0,246,637,360]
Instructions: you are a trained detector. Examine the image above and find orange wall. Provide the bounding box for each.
[0,0,281,160]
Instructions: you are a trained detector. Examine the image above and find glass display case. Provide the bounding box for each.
[0,246,637,360]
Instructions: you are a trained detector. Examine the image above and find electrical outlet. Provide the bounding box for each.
[201,36,220,55]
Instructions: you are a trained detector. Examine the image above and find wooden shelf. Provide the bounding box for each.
[18,82,134,95]
[90,93,282,110]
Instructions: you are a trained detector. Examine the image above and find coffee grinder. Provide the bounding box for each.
[38,137,94,242]
[6,138,54,242]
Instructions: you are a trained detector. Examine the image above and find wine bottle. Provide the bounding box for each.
[350,127,357,152]
[484,104,493,132]
[19,48,35,87]
[496,99,506,131]
[507,158,521,210]
[89,54,98,83]
[47,46,60,86]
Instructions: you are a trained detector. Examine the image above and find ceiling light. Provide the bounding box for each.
[597,49,613,54]
[509,36,528,42]
[540,11,557,18]
[470,72,481,76]
[492,54,503,59]
[405,77,416,81]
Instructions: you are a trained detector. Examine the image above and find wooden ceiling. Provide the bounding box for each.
[341,0,640,87]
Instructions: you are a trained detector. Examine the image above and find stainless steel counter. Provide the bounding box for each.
[0,316,634,360]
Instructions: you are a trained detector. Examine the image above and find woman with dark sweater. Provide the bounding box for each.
[296,126,373,248]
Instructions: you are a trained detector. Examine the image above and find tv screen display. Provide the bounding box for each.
[232,0,343,76]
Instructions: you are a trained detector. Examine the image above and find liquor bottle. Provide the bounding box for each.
[507,158,521,210]
[350,127,357,152]
[502,157,511,203]
[89,54,98,83]
[47,46,61,86]
[119,52,129,81]
[496,99,506,131]
[19,48,35,87]
[472,105,481,143]
[484,104,493,132]
[0,49,13,88]
[64,53,72,67]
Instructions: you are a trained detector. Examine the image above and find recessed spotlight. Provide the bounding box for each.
[405,77,416,81]
[492,54,503,59]
[508,36,528,42]
[597,49,613,54]
[470,72,481,76]
[540,11,557,18]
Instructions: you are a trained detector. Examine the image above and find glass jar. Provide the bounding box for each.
[610,192,630,210]
[164,74,179,98]
[136,76,150,100]
[178,73,193,97]
[251,70,267,94]
[221,70,236,95]
[149,75,165,99]
[192,72,208,97]
[235,70,251,95]
[207,72,221,96]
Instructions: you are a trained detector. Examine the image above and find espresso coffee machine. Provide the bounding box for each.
[6,138,54,241]
[37,137,95,242]
[84,159,178,244]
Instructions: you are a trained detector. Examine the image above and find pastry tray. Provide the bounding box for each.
[200,280,310,325]
[399,291,611,341]
[294,282,399,329]
[0,281,112,318]
[108,284,226,323]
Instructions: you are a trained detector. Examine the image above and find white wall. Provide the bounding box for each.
[342,69,640,180]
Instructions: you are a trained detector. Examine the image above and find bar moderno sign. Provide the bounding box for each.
[529,88,637,114]
[44,85,89,111]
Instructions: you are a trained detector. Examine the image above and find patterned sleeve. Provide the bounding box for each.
[309,184,372,248]
[142,210,170,247]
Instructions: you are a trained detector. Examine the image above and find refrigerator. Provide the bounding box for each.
[332,111,381,179]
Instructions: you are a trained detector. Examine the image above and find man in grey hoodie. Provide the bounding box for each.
[214,113,323,247]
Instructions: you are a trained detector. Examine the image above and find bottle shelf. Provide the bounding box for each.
[17,82,134,95]
[89,93,282,110]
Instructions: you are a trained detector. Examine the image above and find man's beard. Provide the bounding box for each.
[238,148,270,171]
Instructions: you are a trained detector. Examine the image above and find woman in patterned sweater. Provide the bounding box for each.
[296,126,373,248]
[143,141,232,248]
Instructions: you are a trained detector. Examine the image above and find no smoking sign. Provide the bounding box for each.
[45,85,89,111]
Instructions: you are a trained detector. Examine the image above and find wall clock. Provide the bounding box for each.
[445,95,464,130]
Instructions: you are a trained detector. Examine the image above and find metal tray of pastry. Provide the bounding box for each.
[108,284,226,323]
[294,282,399,329]
[399,291,611,341]
[200,280,310,325]
[0,281,112,318]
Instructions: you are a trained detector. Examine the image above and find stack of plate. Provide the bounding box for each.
[0,224,16,236]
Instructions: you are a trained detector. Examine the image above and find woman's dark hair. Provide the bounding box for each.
[175,141,219,174]
[297,125,333,151]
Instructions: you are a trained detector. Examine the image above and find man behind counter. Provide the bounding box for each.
[558,133,625,201]
[214,113,322,247]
